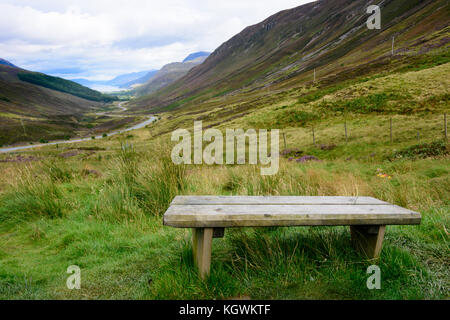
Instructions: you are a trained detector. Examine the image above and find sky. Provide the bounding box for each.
[0,0,313,81]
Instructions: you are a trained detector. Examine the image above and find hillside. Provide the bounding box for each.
[0,59,17,68]
[0,64,119,145]
[18,72,117,102]
[183,51,211,62]
[106,71,152,88]
[121,70,159,89]
[133,54,209,96]
[128,0,449,112]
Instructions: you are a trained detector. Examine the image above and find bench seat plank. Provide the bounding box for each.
[171,196,389,205]
[164,202,421,228]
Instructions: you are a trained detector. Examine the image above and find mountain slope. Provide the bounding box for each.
[133,53,209,96]
[0,65,111,145]
[121,70,159,89]
[0,58,17,68]
[18,72,117,102]
[183,51,211,63]
[107,71,151,87]
[128,0,449,112]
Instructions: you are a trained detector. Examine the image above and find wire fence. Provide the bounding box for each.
[282,113,448,150]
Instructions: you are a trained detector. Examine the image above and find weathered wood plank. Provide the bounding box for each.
[164,204,421,228]
[171,196,389,205]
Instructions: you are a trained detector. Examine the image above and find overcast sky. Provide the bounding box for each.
[0,0,313,80]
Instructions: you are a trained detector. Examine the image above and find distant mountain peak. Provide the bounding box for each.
[0,58,18,68]
[183,52,210,63]
[134,54,208,96]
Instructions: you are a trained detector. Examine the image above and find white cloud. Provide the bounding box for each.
[0,0,314,80]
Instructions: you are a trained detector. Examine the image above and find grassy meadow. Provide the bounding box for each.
[0,58,449,300]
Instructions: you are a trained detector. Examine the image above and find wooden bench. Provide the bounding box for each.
[163,196,421,279]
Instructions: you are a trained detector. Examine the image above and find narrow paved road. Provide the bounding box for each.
[0,102,157,154]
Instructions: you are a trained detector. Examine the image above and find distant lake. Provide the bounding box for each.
[91,84,127,93]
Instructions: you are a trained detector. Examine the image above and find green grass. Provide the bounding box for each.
[396,50,450,73]
[0,140,448,299]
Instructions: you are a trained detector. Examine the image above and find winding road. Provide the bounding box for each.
[0,102,157,154]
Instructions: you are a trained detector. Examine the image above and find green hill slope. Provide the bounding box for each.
[17,72,117,102]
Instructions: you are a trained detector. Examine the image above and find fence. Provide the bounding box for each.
[282,114,448,149]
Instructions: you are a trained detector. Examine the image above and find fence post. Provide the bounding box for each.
[390,118,393,143]
[417,130,420,142]
[312,126,316,145]
[392,36,395,56]
[445,113,448,140]
[344,121,348,143]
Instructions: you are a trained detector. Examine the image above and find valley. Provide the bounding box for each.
[0,102,158,153]
[0,0,448,301]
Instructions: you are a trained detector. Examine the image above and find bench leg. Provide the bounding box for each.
[350,225,386,260]
[192,228,213,279]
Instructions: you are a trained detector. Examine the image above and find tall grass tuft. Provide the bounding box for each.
[134,155,187,217]
[0,166,65,224]
[94,143,187,222]
[42,160,74,183]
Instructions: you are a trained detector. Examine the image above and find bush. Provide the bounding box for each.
[320,92,407,114]
[389,140,449,160]
[277,110,320,126]
[297,84,345,104]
